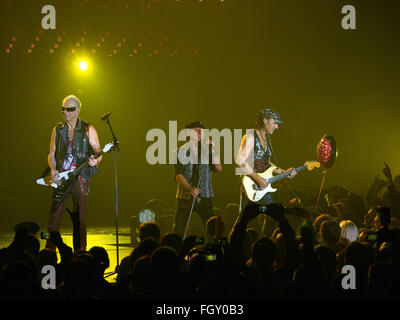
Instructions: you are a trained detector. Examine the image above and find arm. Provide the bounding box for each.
[383,162,400,218]
[180,235,198,261]
[268,204,303,271]
[212,160,222,172]
[49,231,73,265]
[383,162,394,187]
[48,127,59,182]
[228,201,261,270]
[176,173,201,198]
[209,141,222,172]
[366,175,387,206]
[88,125,102,166]
[271,162,297,178]
[235,134,268,189]
[383,162,398,198]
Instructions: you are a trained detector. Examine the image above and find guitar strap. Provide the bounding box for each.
[266,134,279,168]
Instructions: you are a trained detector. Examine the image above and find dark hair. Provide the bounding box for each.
[139,222,161,242]
[160,232,184,253]
[252,112,265,129]
[377,207,391,227]
[251,237,277,267]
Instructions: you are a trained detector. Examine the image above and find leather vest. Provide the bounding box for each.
[174,144,214,199]
[55,118,98,181]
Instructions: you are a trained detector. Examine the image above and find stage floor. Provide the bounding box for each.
[0,227,134,283]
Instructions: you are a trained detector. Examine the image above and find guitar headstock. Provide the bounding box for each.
[103,142,116,153]
[305,160,321,171]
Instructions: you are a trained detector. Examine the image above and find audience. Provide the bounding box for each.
[339,220,359,245]
[319,220,342,254]
[1,162,400,300]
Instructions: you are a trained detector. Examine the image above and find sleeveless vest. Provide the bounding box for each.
[253,132,272,173]
[55,118,98,182]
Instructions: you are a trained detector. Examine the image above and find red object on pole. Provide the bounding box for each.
[315,135,337,211]
[317,135,337,169]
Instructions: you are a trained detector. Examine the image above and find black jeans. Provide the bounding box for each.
[173,198,214,237]
[237,189,277,237]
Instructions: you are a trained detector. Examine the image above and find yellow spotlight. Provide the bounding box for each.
[78,60,88,71]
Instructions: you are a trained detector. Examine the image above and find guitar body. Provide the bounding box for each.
[37,169,77,212]
[242,166,278,202]
[36,169,74,189]
[36,142,116,212]
[51,173,78,212]
[242,160,321,203]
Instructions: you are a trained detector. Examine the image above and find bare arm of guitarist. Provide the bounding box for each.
[235,134,268,189]
[88,125,102,166]
[48,127,59,183]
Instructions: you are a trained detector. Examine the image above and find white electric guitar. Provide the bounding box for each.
[36,142,116,211]
[242,161,320,202]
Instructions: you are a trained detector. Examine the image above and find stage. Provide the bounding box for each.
[0,227,134,283]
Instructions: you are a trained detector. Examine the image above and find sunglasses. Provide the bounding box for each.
[61,106,78,112]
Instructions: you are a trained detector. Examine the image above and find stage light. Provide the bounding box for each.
[138,209,156,224]
[78,60,88,71]
[130,199,174,246]
[130,208,156,246]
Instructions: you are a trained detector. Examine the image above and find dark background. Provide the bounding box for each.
[1,0,399,231]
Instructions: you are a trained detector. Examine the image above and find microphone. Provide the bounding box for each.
[101,112,111,121]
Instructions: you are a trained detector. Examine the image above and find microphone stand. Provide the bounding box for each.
[102,113,121,278]
[183,167,204,239]
[183,141,207,239]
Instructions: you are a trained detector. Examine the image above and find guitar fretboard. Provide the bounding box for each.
[72,150,104,177]
[267,164,307,184]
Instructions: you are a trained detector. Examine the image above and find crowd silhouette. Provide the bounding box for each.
[1,163,400,300]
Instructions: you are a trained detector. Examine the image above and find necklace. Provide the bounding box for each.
[257,129,268,149]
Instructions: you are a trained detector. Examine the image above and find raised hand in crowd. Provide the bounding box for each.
[383,161,394,184]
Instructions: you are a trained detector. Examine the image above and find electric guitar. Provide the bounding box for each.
[36,142,116,211]
[242,161,320,202]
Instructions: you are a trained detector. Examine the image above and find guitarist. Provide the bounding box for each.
[235,108,296,236]
[46,95,102,252]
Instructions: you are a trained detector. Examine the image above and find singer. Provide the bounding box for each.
[172,121,222,236]
[46,95,102,252]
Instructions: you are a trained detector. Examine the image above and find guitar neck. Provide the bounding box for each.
[72,150,104,177]
[267,164,307,184]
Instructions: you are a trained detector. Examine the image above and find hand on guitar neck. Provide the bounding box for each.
[252,167,297,190]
